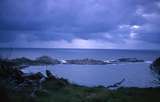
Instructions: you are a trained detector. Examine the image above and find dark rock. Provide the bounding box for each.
[13,69,24,82]
[22,72,45,80]
[10,56,61,66]
[46,70,56,79]
[117,58,144,62]
[34,56,61,65]
[0,60,18,77]
[12,57,34,65]
[152,57,160,67]
[66,58,106,65]
[151,57,160,74]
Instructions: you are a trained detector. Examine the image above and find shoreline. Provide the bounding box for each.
[1,56,160,102]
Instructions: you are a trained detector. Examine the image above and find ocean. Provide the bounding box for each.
[1,48,160,87]
[0,48,160,60]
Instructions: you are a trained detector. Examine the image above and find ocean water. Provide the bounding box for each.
[1,48,160,87]
[0,48,160,60]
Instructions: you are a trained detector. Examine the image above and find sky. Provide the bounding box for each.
[0,0,160,49]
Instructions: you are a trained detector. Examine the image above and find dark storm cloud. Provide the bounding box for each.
[0,0,160,49]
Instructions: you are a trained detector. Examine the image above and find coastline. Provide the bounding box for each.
[1,56,160,102]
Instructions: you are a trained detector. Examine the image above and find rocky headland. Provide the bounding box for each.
[151,57,160,74]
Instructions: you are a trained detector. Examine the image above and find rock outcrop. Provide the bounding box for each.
[11,56,61,66]
[35,56,61,65]
[2,56,145,67]
[151,57,160,74]
[117,58,144,63]
[66,58,106,65]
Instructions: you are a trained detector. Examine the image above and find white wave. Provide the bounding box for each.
[145,61,153,64]
[60,59,67,64]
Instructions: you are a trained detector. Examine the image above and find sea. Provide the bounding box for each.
[0,48,160,88]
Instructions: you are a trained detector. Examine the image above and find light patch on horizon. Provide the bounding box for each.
[0,38,160,50]
[51,39,116,49]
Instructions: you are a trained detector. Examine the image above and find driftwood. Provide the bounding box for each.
[27,77,47,97]
[106,78,125,89]
[13,71,47,97]
[46,70,57,79]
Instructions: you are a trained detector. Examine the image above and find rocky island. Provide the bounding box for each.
[8,56,145,67]
[65,58,106,65]
[117,58,144,63]
[11,56,61,66]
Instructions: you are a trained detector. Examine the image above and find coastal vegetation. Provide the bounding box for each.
[0,57,160,102]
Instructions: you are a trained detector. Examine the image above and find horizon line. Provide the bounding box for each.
[0,47,160,51]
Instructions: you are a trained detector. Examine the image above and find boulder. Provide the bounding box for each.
[46,70,56,79]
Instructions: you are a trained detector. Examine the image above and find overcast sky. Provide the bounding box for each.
[0,0,160,49]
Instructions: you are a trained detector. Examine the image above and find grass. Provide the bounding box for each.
[7,79,160,102]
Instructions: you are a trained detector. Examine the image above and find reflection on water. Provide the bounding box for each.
[22,62,159,88]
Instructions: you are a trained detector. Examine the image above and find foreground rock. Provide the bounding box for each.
[0,59,69,98]
[46,70,56,79]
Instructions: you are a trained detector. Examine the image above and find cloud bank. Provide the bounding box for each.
[0,0,160,49]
